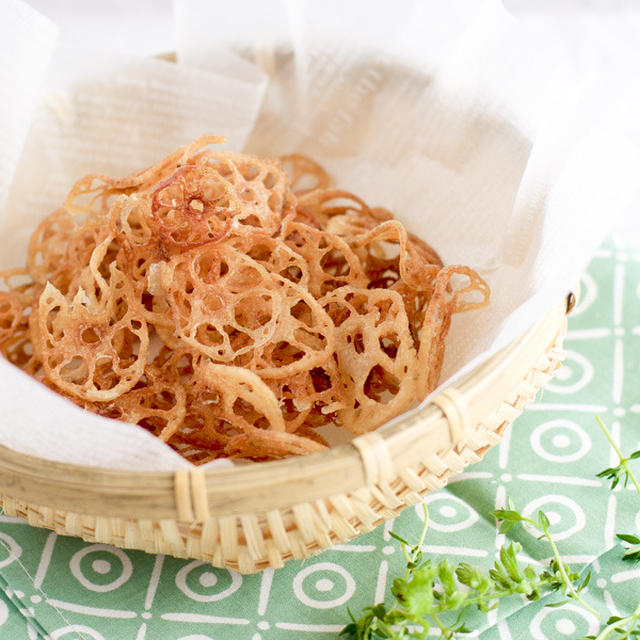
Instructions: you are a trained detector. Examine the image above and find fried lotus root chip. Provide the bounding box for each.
[110,198,174,330]
[171,362,286,455]
[266,358,346,432]
[197,362,286,432]
[226,234,310,289]
[152,151,290,246]
[296,189,374,230]
[151,164,234,249]
[351,220,441,291]
[150,152,294,248]
[321,286,418,434]
[27,209,110,294]
[27,209,73,285]
[0,280,26,344]
[110,195,156,249]
[0,270,41,374]
[281,219,367,297]
[280,153,332,194]
[201,152,293,233]
[36,255,149,402]
[94,363,187,442]
[159,245,281,361]
[63,136,227,218]
[169,441,221,466]
[160,245,334,378]
[224,429,327,460]
[416,266,490,400]
[2,327,40,376]
[245,275,335,378]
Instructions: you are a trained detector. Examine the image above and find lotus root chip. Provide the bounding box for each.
[28,209,109,293]
[170,363,287,456]
[95,363,187,442]
[266,358,346,432]
[159,245,282,361]
[321,286,418,434]
[224,429,327,460]
[416,266,490,399]
[1,137,489,463]
[352,220,441,291]
[246,276,335,378]
[36,259,149,402]
[279,154,332,194]
[0,288,24,344]
[201,152,292,231]
[151,164,235,249]
[281,219,367,297]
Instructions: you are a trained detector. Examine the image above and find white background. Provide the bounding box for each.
[26,0,640,238]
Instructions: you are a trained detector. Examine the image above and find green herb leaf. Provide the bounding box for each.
[388,531,410,545]
[538,511,551,530]
[490,509,524,523]
[617,533,640,545]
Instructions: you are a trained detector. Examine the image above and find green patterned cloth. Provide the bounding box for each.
[0,236,638,640]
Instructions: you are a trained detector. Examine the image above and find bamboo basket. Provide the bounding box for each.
[0,290,574,574]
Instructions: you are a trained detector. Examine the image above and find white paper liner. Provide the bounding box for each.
[0,0,57,212]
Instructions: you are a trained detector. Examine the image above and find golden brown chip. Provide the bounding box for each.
[159,244,282,362]
[246,275,335,379]
[151,164,234,249]
[0,270,41,374]
[94,362,187,442]
[352,220,441,291]
[279,153,332,194]
[224,429,327,460]
[415,265,490,399]
[200,151,293,235]
[281,219,367,297]
[265,358,346,432]
[27,209,109,293]
[296,189,372,230]
[1,136,490,463]
[0,289,24,345]
[226,233,310,288]
[36,244,149,402]
[321,286,418,433]
[168,362,287,457]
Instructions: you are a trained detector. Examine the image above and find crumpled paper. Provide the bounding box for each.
[0,0,57,213]
[0,0,638,469]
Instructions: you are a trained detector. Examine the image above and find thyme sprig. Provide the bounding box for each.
[340,503,589,639]
[492,497,597,616]
[578,417,640,639]
[583,603,640,640]
[596,417,640,563]
[595,417,640,494]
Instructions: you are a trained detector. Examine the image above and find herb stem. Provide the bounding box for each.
[400,505,429,581]
[448,580,553,610]
[400,543,411,565]
[522,515,600,618]
[593,599,640,640]
[596,416,640,496]
[431,612,447,636]
[416,505,430,554]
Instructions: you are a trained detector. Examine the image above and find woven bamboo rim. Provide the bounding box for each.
[0,294,572,573]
